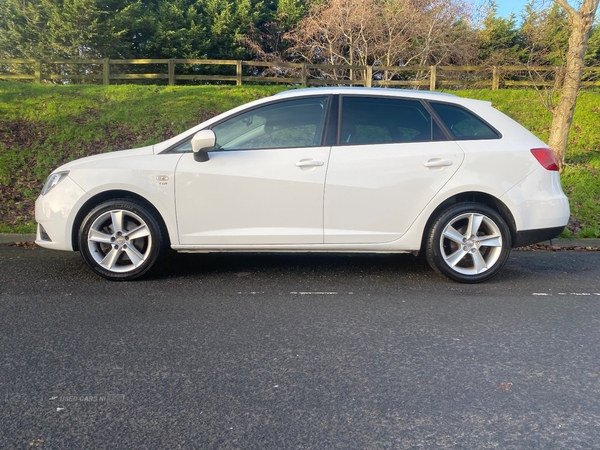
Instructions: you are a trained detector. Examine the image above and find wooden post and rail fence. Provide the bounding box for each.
[1,58,599,89]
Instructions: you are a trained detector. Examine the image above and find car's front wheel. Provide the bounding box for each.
[425,203,512,283]
[79,199,167,281]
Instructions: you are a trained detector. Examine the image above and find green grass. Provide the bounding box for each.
[1,81,598,237]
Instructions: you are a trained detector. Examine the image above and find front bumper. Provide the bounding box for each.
[35,176,89,251]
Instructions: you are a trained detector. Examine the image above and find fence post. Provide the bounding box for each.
[236,60,242,86]
[429,65,437,91]
[301,63,308,87]
[34,60,42,83]
[168,59,176,86]
[103,58,110,85]
[365,66,372,88]
[492,66,500,90]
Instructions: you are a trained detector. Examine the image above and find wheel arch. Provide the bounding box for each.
[71,190,171,251]
[420,191,517,253]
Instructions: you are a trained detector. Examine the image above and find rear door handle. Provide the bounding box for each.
[424,158,453,168]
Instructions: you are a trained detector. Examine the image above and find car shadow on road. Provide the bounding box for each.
[157,250,427,276]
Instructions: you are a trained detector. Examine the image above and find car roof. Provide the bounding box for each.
[272,87,495,113]
[274,86,458,101]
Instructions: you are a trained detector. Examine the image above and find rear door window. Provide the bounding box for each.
[339,96,446,145]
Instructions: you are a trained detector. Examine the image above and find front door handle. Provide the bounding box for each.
[424,158,453,168]
[296,159,325,168]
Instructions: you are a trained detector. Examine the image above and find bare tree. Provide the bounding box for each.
[284,0,475,81]
[285,0,412,74]
[548,0,599,165]
[412,0,476,67]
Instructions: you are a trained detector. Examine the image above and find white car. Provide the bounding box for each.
[35,87,569,283]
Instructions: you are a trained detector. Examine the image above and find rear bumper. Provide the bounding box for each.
[513,226,565,247]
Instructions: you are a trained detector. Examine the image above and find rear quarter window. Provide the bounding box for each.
[430,102,500,140]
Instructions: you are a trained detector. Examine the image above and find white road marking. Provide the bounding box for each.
[290,292,338,295]
[533,293,600,296]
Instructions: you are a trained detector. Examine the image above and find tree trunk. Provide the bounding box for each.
[548,0,599,166]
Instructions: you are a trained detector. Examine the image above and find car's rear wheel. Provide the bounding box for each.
[79,199,167,281]
[425,203,512,283]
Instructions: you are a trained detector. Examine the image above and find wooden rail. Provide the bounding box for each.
[1,58,599,89]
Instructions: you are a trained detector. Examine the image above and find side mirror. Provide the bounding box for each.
[191,130,216,162]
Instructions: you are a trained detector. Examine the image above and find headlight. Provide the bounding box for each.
[41,171,69,196]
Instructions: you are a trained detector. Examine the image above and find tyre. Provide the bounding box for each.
[78,199,167,281]
[425,202,512,283]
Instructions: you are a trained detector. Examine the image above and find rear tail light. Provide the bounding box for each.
[530,148,560,171]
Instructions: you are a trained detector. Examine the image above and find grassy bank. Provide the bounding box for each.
[1,82,598,236]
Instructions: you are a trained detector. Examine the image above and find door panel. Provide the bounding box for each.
[324,141,464,244]
[175,95,331,246]
[324,95,465,244]
[175,147,330,245]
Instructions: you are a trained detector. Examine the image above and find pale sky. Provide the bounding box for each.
[496,0,530,17]
[493,0,563,18]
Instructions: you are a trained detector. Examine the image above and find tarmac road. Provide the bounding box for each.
[2,244,600,449]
